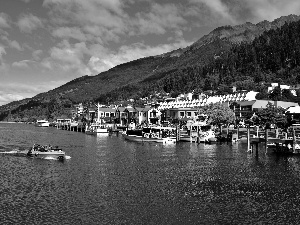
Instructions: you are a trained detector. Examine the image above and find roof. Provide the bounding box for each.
[135,107,144,112]
[98,108,116,113]
[237,100,256,106]
[286,106,300,114]
[125,107,136,112]
[116,107,126,112]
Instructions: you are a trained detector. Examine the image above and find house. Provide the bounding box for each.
[96,105,116,123]
[232,100,298,120]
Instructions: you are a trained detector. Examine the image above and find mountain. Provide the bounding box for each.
[1,14,300,121]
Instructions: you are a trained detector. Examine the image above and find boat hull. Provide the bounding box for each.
[122,134,176,143]
[28,151,65,160]
[35,123,50,127]
[95,128,109,133]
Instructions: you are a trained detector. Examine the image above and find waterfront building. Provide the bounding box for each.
[97,106,116,123]
[231,100,298,120]
[158,90,299,122]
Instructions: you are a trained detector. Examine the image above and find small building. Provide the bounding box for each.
[232,100,298,120]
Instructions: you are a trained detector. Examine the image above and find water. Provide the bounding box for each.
[1,123,300,224]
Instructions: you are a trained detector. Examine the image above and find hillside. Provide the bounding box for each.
[1,14,300,121]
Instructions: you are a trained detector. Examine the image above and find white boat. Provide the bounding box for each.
[86,121,111,133]
[122,126,177,144]
[180,114,217,143]
[27,144,65,160]
[35,120,50,127]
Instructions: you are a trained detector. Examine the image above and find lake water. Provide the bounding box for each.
[1,123,300,224]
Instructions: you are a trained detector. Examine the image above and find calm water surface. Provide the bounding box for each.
[1,123,300,224]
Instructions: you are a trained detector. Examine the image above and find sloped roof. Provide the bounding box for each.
[116,107,126,112]
[98,108,116,112]
[286,106,300,114]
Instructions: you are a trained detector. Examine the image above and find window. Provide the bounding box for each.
[180,112,184,117]
[105,112,110,117]
[187,112,191,117]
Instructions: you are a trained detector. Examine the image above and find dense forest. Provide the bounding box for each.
[2,15,300,121]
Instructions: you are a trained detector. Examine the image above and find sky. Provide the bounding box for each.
[1,0,300,106]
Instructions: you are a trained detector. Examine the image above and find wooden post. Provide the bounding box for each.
[247,127,251,152]
[265,128,268,154]
[293,127,296,153]
[237,126,239,141]
[256,126,259,137]
[176,125,180,142]
[275,128,279,138]
[256,142,259,157]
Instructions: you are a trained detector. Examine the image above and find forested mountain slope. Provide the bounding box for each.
[1,15,300,121]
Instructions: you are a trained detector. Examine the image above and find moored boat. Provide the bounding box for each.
[86,122,110,133]
[27,144,65,160]
[35,120,50,127]
[122,126,177,144]
[179,114,217,143]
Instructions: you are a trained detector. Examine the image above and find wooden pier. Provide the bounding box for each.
[56,122,86,132]
[222,126,300,156]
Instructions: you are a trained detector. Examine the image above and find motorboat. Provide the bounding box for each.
[35,120,50,127]
[122,126,177,144]
[27,144,65,160]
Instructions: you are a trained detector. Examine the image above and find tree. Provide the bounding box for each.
[197,102,235,126]
[252,102,287,128]
[269,86,282,101]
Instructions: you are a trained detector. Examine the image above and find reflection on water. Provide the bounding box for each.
[1,123,300,224]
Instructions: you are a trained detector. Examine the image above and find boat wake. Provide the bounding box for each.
[0,149,28,156]
[0,150,71,160]
[43,155,71,160]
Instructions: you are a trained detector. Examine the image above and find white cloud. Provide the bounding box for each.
[0,92,25,106]
[12,60,36,68]
[41,40,91,76]
[1,36,23,51]
[133,3,187,35]
[9,40,23,51]
[52,27,87,42]
[243,0,300,23]
[0,45,6,61]
[87,39,192,74]
[0,80,67,106]
[17,13,43,33]
[32,49,43,61]
[0,13,10,28]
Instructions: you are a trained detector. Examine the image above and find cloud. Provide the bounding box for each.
[0,80,67,106]
[188,0,300,26]
[20,0,31,3]
[0,13,10,28]
[41,40,91,76]
[12,60,36,69]
[0,92,25,106]
[32,49,43,61]
[0,45,6,61]
[9,40,23,51]
[243,0,300,23]
[133,3,187,35]
[1,36,23,51]
[87,39,193,74]
[52,27,88,42]
[17,13,43,33]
